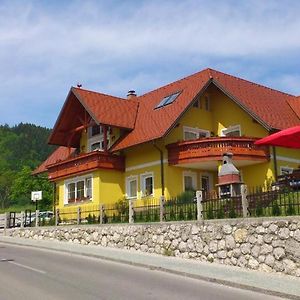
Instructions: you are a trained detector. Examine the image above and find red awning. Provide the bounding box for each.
[255,126,300,149]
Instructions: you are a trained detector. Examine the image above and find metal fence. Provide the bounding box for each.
[5,183,300,228]
[202,195,243,219]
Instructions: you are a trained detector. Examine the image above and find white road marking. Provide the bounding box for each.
[8,261,46,274]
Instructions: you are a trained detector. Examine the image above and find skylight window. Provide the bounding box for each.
[155,91,181,109]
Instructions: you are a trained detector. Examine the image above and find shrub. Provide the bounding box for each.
[207,205,214,219]
[179,208,184,220]
[177,190,195,203]
[169,208,176,221]
[255,201,263,217]
[272,201,281,216]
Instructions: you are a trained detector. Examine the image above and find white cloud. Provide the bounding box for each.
[0,0,299,126]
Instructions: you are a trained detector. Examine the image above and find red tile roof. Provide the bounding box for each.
[38,67,300,173]
[73,87,139,130]
[287,97,300,120]
[112,68,300,151]
[32,146,75,175]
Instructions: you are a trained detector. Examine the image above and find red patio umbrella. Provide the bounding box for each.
[255,126,300,149]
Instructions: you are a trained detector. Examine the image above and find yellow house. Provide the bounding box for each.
[34,68,300,212]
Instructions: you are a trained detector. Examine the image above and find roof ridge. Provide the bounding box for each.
[72,86,130,102]
[208,68,295,98]
[138,68,211,100]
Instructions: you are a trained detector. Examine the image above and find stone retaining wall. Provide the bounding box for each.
[5,217,300,277]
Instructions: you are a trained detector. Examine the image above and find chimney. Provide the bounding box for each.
[127,90,137,99]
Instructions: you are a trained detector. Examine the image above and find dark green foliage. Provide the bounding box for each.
[228,201,237,218]
[187,206,193,220]
[177,190,195,203]
[272,201,281,216]
[287,202,296,216]
[145,210,151,222]
[216,207,224,219]
[154,209,159,221]
[255,201,263,217]
[86,213,97,224]
[103,214,108,224]
[170,208,175,221]
[112,213,117,223]
[179,208,184,220]
[0,123,55,210]
[207,205,214,219]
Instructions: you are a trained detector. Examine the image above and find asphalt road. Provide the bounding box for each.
[0,243,283,300]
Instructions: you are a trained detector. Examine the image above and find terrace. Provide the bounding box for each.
[47,151,125,181]
[166,137,270,169]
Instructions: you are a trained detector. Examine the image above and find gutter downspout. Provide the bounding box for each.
[153,142,165,196]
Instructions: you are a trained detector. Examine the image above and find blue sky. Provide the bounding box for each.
[1,0,300,128]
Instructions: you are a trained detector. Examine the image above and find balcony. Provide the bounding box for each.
[166,137,269,169]
[47,151,125,181]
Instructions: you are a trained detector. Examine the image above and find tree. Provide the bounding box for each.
[9,166,53,210]
[0,171,15,209]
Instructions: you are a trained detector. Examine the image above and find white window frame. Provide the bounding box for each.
[220,125,241,137]
[183,171,197,192]
[280,166,294,176]
[140,172,154,197]
[183,126,210,141]
[64,174,93,205]
[125,175,138,199]
[87,125,110,152]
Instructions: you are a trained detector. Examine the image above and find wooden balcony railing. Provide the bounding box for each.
[47,151,125,181]
[166,137,270,165]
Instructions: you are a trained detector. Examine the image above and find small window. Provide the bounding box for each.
[141,173,154,197]
[126,176,138,199]
[183,126,210,141]
[155,91,181,109]
[65,175,93,204]
[86,177,92,198]
[221,125,241,137]
[68,183,76,201]
[91,125,101,136]
[183,172,196,191]
[184,131,198,141]
[76,180,85,199]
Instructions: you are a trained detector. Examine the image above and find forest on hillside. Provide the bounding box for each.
[0,123,56,211]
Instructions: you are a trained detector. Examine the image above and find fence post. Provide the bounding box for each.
[196,190,203,221]
[4,212,10,230]
[160,195,165,222]
[129,199,134,224]
[99,204,104,224]
[241,184,249,218]
[77,207,81,225]
[55,208,59,226]
[35,210,39,227]
[20,211,25,228]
